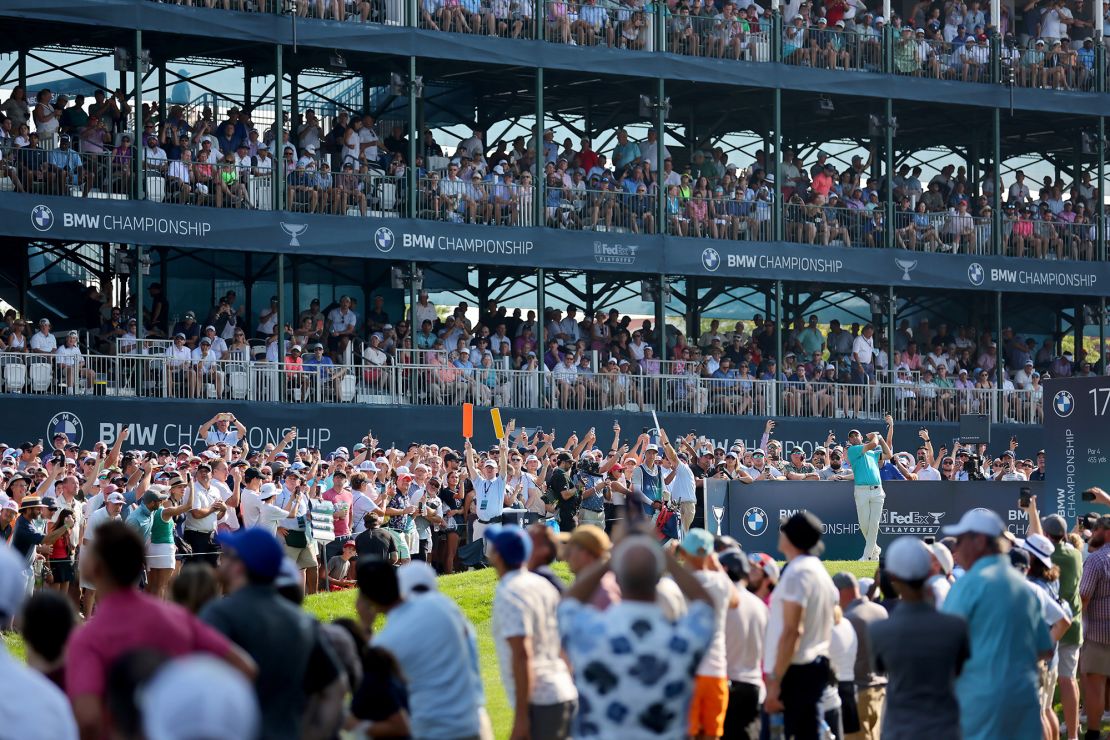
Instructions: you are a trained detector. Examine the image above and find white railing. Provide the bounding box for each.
[0,351,1041,424]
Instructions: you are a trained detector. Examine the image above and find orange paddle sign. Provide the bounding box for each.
[462,403,474,439]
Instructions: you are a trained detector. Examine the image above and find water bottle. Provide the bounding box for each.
[768,713,785,740]
[819,717,835,740]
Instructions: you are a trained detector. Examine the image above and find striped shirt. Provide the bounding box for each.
[1080,546,1110,644]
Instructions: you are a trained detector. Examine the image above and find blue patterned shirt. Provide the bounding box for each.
[558,598,714,739]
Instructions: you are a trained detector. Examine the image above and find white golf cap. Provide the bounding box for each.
[359,460,379,472]
[1021,533,1055,569]
[258,482,278,501]
[398,561,438,598]
[884,536,933,581]
[929,541,954,576]
[140,656,260,740]
[106,492,126,504]
[941,508,1004,538]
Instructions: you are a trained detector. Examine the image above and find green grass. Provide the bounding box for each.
[0,560,871,739]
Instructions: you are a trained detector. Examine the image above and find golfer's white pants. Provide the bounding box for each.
[854,484,886,560]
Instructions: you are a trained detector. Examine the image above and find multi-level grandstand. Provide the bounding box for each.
[0,0,1106,452]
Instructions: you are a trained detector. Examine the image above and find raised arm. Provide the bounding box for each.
[920,429,935,469]
[464,439,477,481]
[261,427,297,466]
[884,413,894,451]
[106,425,129,469]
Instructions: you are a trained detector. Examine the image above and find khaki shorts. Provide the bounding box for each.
[1080,640,1110,676]
[284,543,318,569]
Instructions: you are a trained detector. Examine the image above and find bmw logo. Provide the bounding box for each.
[701,247,721,272]
[31,204,54,232]
[46,411,83,447]
[1053,390,1074,418]
[743,506,769,536]
[967,262,985,286]
[374,226,395,253]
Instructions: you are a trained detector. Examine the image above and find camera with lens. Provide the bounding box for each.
[576,459,600,476]
[964,453,985,481]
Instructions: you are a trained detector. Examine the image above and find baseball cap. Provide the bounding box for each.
[717,549,750,582]
[681,528,716,557]
[780,511,824,554]
[565,524,611,557]
[748,552,780,583]
[358,460,379,472]
[106,492,126,505]
[216,528,285,581]
[831,571,858,590]
[1042,514,1067,538]
[142,488,169,505]
[941,508,1004,537]
[140,656,260,740]
[483,525,532,567]
[929,542,954,576]
[397,560,438,597]
[258,483,278,500]
[884,536,933,581]
[1021,533,1055,569]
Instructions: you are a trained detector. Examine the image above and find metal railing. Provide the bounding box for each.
[0,349,1044,424]
[142,0,1110,91]
[782,25,881,72]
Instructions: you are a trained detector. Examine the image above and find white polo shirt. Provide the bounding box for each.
[30,332,56,353]
[668,462,697,503]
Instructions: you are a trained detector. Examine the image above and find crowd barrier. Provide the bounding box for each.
[0,351,1043,425]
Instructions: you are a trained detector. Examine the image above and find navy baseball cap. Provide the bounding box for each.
[216,528,285,581]
[483,525,532,567]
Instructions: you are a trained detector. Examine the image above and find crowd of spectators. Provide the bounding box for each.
[0,282,1092,425]
[0,404,1102,740]
[2,83,1104,260]
[154,0,1110,94]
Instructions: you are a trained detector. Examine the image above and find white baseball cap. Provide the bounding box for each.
[258,482,278,501]
[1020,533,1055,569]
[884,536,933,581]
[140,656,260,740]
[929,541,954,576]
[941,508,1004,538]
[398,561,438,598]
[359,460,379,472]
[106,492,126,505]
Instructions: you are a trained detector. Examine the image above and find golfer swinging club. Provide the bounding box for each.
[846,424,892,561]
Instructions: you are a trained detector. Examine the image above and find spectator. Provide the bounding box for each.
[833,571,888,740]
[66,522,256,737]
[870,536,970,739]
[203,528,344,740]
[487,525,578,740]
[764,512,837,738]
[558,531,715,738]
[357,560,487,739]
[941,509,1052,740]
[0,546,80,739]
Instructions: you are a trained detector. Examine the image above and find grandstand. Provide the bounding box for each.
[0,0,1105,450]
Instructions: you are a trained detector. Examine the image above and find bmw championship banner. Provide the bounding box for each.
[5,192,1110,295]
[706,479,1046,560]
[1044,376,1110,522]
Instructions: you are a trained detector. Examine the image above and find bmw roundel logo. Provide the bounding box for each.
[374,226,395,253]
[47,411,83,447]
[701,247,721,272]
[31,204,54,232]
[967,262,985,286]
[1053,390,1075,418]
[743,506,769,536]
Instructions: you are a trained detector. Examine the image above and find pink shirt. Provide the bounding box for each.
[322,487,353,536]
[66,589,232,707]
